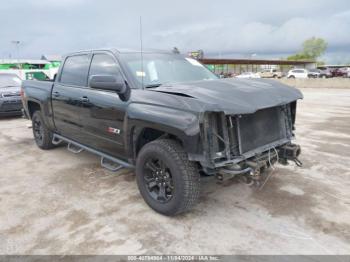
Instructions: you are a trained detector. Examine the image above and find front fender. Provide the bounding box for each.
[125,103,203,160]
[127,103,200,136]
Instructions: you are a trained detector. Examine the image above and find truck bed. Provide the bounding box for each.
[22,80,54,126]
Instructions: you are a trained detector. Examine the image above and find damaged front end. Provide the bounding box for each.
[200,102,302,185]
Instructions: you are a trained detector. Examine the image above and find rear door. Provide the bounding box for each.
[78,52,127,158]
[51,53,91,142]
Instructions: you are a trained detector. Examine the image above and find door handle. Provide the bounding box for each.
[80,96,89,103]
[53,91,60,97]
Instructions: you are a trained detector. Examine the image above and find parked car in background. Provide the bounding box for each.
[0,73,22,116]
[287,69,309,79]
[308,69,321,78]
[331,68,348,78]
[259,69,283,78]
[235,72,261,79]
[344,67,350,78]
[317,67,333,78]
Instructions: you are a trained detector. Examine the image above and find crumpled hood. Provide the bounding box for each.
[151,78,303,115]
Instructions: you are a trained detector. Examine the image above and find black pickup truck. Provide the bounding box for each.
[22,48,303,216]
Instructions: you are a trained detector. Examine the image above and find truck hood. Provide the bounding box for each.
[150,78,303,115]
[0,86,21,96]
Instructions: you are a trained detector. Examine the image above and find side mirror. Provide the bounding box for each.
[89,74,130,101]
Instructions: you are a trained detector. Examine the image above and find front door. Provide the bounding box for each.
[78,52,127,158]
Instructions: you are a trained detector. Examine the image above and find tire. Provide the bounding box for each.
[32,111,54,150]
[289,75,295,79]
[136,139,200,216]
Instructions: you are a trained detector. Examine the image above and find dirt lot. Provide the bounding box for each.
[0,88,349,255]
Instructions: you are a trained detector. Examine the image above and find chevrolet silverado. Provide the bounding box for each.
[22,48,303,216]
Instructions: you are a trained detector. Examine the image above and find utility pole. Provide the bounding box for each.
[11,40,21,59]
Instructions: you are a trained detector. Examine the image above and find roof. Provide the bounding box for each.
[41,55,62,61]
[64,48,174,56]
[321,65,350,68]
[198,58,315,66]
[0,59,50,65]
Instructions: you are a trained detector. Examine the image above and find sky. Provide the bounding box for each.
[1,0,350,64]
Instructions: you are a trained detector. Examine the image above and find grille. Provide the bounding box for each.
[238,107,287,153]
[2,93,20,97]
[1,101,22,111]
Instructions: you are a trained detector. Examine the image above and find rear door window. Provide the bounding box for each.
[60,55,90,86]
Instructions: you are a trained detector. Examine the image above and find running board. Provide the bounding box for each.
[52,133,134,171]
[67,143,84,154]
[101,157,124,172]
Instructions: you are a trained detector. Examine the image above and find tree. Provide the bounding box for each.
[303,37,328,59]
[287,37,328,61]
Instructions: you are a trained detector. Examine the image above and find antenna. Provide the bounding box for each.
[139,16,144,89]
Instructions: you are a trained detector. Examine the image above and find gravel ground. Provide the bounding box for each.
[0,88,349,255]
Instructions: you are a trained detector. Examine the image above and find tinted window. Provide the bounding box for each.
[89,54,121,76]
[60,55,90,86]
[293,70,304,73]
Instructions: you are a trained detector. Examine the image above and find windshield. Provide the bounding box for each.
[0,74,21,88]
[120,53,217,88]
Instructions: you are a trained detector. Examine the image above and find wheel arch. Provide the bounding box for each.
[27,100,42,118]
[130,125,186,159]
[125,105,202,162]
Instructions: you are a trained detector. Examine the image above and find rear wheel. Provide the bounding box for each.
[32,111,54,150]
[136,139,200,216]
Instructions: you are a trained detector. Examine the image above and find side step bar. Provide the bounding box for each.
[52,133,134,171]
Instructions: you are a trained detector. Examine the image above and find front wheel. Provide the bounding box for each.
[136,139,200,216]
[32,111,54,150]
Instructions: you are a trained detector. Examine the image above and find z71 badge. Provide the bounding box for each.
[107,127,121,135]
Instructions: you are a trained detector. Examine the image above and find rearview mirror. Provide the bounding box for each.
[88,74,130,101]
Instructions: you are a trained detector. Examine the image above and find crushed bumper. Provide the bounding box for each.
[216,143,302,182]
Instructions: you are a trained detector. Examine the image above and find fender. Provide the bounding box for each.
[23,80,56,131]
[127,103,200,136]
[125,103,203,160]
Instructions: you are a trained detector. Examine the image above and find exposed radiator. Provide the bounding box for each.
[237,107,287,153]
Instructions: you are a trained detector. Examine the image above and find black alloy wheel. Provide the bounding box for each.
[136,139,200,216]
[33,114,44,144]
[143,157,174,203]
[31,111,54,149]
